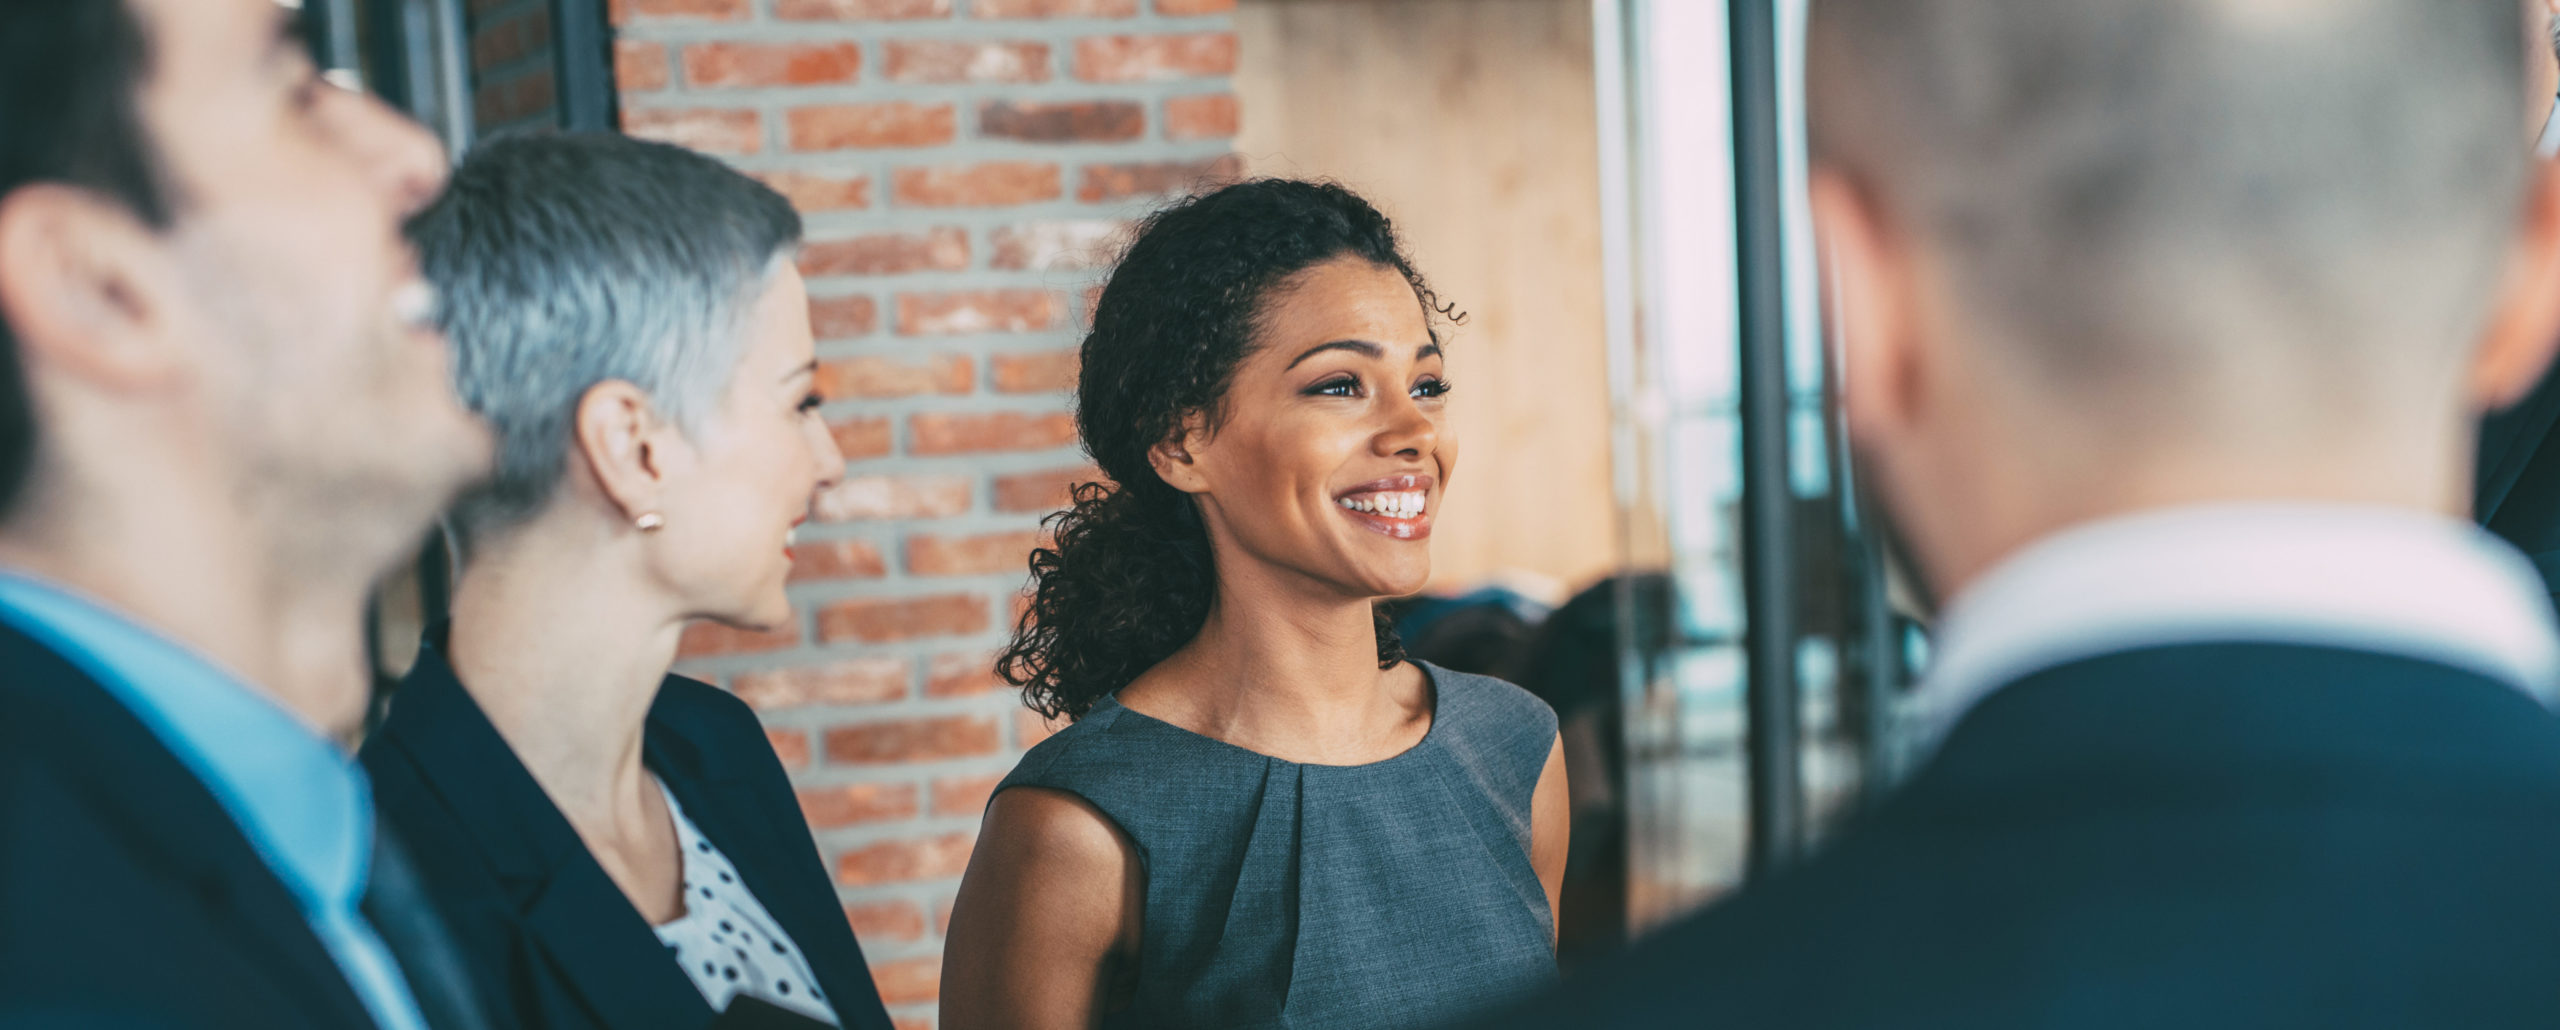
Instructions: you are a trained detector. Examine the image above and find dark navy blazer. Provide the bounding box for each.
[0,620,481,1028]
[2478,372,2560,602]
[1472,643,2560,1029]
[361,634,895,1030]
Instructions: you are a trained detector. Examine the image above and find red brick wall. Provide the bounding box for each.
[470,0,564,132]
[610,1,1239,1024]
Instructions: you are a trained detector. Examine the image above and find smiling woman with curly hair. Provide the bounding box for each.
[941,179,1569,1030]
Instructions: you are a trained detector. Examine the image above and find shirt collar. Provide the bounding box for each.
[0,572,371,917]
[1912,503,2560,757]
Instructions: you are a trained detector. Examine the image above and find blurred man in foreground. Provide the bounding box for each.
[1479,0,2560,1026]
[0,0,491,1025]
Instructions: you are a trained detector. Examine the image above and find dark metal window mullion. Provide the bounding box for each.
[1730,0,1805,881]
[551,0,617,132]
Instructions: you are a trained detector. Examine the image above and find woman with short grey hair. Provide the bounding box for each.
[360,132,893,1030]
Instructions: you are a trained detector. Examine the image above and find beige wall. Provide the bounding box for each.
[1235,0,1617,598]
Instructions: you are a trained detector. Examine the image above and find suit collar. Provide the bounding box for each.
[1916,504,2560,763]
[374,631,768,1027]
[0,623,384,1028]
[1894,642,2560,823]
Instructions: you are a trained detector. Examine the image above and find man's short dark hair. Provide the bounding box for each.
[0,0,171,518]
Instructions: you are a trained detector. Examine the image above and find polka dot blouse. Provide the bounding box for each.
[653,783,841,1026]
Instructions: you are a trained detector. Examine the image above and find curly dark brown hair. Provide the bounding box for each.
[995,178,1458,721]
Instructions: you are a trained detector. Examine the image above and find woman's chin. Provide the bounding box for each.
[1349,565,1433,602]
[704,593,794,636]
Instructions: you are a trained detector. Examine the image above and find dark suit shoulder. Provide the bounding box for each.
[1474,644,2560,1030]
[0,627,379,1028]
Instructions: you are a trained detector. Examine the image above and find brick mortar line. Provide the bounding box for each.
[629,81,1238,106]
[792,518,1056,545]
[806,334,1090,356]
[792,722,1030,755]
[716,691,1031,728]
[811,811,998,847]
[613,16,1236,44]
[791,753,1022,785]
[795,210,1139,232]
[813,390,1076,412]
[722,666,1026,703]
[734,645,1026,682]
[822,451,1095,479]
[678,626,1026,671]
[786,568,1046,597]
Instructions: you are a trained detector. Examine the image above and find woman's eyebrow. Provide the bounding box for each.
[1285,339,1385,370]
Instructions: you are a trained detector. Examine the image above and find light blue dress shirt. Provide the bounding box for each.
[0,573,431,1030]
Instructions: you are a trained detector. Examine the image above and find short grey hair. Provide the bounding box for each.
[1809,0,2530,408]
[409,131,802,548]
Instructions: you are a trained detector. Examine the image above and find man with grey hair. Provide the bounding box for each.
[1478,1,2560,1026]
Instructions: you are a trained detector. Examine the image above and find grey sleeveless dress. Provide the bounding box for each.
[995,662,1559,1030]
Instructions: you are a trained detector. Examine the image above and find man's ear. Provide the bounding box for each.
[1148,410,1213,495]
[573,380,679,527]
[1811,169,1927,448]
[2472,159,2560,413]
[0,184,184,393]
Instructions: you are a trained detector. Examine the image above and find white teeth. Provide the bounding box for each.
[1336,491,1427,518]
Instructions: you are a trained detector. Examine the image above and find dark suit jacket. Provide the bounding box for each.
[361,634,895,1030]
[0,621,414,1027]
[2477,372,2560,601]
[1472,643,2560,1029]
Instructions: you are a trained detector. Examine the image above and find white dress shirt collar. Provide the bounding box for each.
[1911,503,2560,756]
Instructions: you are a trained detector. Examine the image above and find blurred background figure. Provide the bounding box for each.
[361,133,892,1030]
[0,0,492,1026]
[1478,0,2560,1025]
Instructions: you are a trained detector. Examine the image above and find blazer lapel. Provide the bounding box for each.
[0,626,382,1029]
[522,861,720,1028]
[652,711,895,1030]
[381,640,717,1029]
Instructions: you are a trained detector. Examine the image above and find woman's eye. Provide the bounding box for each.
[1307,375,1361,398]
[797,393,826,414]
[1413,378,1453,399]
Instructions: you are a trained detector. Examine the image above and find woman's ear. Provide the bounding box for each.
[572,380,679,528]
[1148,411,1213,495]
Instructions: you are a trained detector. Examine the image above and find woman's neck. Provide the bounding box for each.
[1126,562,1428,765]
[446,526,684,832]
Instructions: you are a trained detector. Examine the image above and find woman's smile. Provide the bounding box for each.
[1333,474,1437,540]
